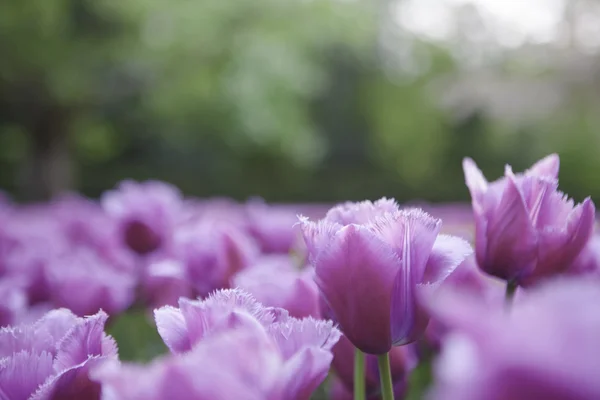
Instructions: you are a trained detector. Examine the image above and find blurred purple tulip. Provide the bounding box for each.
[232,255,320,318]
[423,256,505,352]
[174,220,259,296]
[0,308,118,400]
[428,277,600,400]
[567,234,600,278]
[102,181,183,256]
[45,248,136,316]
[463,154,595,286]
[100,289,340,400]
[300,199,472,354]
[244,199,301,253]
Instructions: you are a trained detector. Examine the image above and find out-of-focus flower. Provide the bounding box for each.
[101,181,183,256]
[0,309,118,400]
[0,278,27,327]
[300,199,472,354]
[244,199,300,253]
[330,335,417,399]
[423,257,504,352]
[428,277,600,400]
[102,289,340,400]
[232,255,320,318]
[175,221,258,296]
[463,154,595,286]
[45,248,136,316]
[95,315,339,400]
[567,234,600,278]
[139,257,193,308]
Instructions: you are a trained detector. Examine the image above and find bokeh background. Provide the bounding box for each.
[1,0,597,204]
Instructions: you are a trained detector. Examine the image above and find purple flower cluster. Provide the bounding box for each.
[1,153,600,399]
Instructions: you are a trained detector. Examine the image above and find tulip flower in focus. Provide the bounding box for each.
[463,154,595,287]
[300,199,472,354]
[233,255,320,318]
[428,277,600,400]
[0,309,118,400]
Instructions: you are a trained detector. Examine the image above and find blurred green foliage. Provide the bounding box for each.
[0,0,597,203]
[107,309,168,362]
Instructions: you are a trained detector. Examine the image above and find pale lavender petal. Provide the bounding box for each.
[298,217,342,263]
[0,327,54,358]
[484,173,537,281]
[154,307,190,354]
[94,325,282,400]
[525,153,560,178]
[32,309,79,345]
[173,289,278,350]
[370,209,442,283]
[314,225,398,354]
[0,350,54,400]
[423,235,473,286]
[276,347,333,400]
[267,317,341,360]
[324,198,399,225]
[463,157,489,212]
[54,311,116,372]
[525,198,596,285]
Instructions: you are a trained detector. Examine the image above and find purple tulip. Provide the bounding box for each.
[423,256,505,352]
[428,277,600,400]
[45,248,136,316]
[102,181,183,256]
[174,220,258,296]
[99,289,340,400]
[0,308,118,400]
[330,335,417,399]
[300,199,472,354]
[463,154,595,286]
[244,199,301,253]
[232,255,320,318]
[154,288,280,354]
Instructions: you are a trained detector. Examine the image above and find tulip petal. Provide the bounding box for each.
[54,311,115,372]
[324,198,399,225]
[0,350,54,400]
[33,309,80,345]
[154,307,191,354]
[298,218,342,263]
[370,209,442,282]
[276,347,333,400]
[30,357,104,400]
[463,158,489,213]
[314,225,398,354]
[525,198,596,285]
[423,235,473,286]
[484,174,537,281]
[526,153,560,178]
[0,326,54,358]
[267,317,341,360]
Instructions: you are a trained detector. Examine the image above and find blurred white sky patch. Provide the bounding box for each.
[396,0,566,46]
